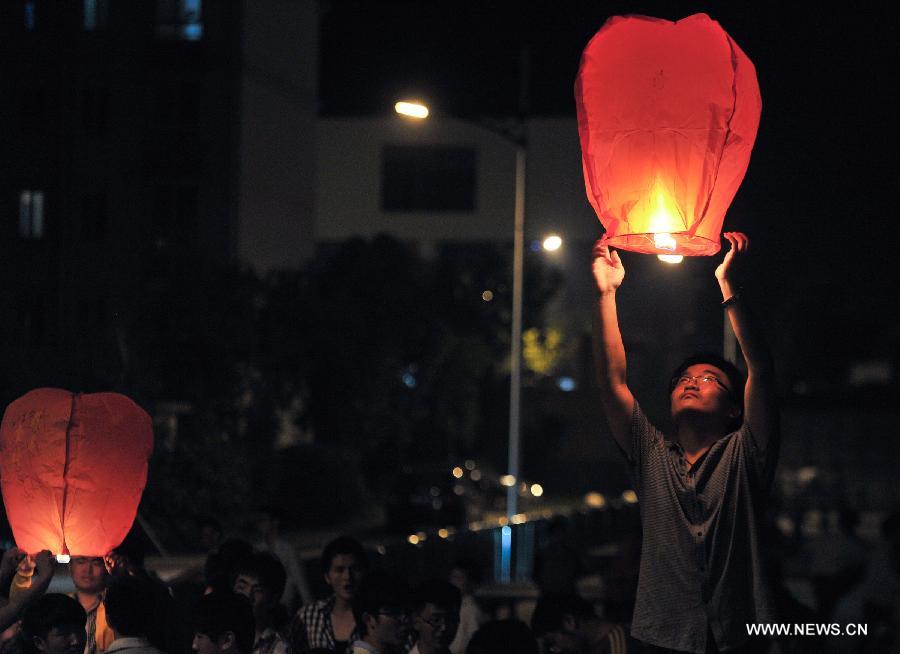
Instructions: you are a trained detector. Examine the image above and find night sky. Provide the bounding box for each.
[319,1,900,385]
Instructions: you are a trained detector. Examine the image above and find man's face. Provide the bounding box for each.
[33,625,86,654]
[324,554,362,602]
[365,607,410,649]
[415,602,460,651]
[233,572,270,611]
[670,364,739,426]
[69,556,107,594]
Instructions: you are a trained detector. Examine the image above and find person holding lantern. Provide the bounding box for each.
[0,550,56,633]
[11,555,114,654]
[591,232,779,654]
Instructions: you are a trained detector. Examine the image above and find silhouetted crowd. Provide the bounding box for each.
[1,506,898,654]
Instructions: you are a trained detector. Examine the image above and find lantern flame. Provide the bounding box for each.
[653,232,677,251]
[56,554,71,564]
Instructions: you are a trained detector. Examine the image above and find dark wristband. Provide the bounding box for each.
[722,291,742,308]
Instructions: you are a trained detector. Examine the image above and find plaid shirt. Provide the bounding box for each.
[290,596,360,654]
[254,628,291,654]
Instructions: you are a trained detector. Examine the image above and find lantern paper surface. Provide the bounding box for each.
[575,13,761,255]
[0,389,153,557]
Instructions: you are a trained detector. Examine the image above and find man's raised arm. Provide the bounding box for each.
[591,241,635,453]
[715,232,778,449]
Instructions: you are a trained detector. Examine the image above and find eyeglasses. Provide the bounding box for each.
[671,374,729,392]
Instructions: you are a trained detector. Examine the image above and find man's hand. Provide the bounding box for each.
[592,240,625,294]
[27,551,56,595]
[715,231,750,287]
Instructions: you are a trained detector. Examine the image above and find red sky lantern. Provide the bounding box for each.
[0,389,153,557]
[575,13,761,256]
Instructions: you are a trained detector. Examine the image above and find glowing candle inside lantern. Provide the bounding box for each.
[653,232,677,251]
[644,178,684,252]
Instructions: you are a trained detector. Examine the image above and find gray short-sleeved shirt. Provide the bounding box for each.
[620,402,779,653]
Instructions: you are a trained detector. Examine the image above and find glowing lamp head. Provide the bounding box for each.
[394,101,429,119]
[542,235,562,251]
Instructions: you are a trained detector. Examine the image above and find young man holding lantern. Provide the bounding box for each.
[591,232,779,654]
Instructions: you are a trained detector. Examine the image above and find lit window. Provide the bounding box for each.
[19,190,45,239]
[156,0,203,41]
[83,0,109,31]
[24,2,36,30]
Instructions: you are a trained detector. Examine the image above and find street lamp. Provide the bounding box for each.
[395,100,535,581]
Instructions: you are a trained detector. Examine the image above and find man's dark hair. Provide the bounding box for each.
[21,594,86,654]
[413,579,461,614]
[233,551,287,601]
[530,593,596,637]
[192,592,255,654]
[671,352,745,430]
[320,535,368,574]
[104,575,156,637]
[205,538,254,595]
[466,619,538,654]
[351,573,409,636]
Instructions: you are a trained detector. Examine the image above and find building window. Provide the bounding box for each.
[24,1,36,30]
[19,190,45,239]
[83,0,109,30]
[382,146,476,212]
[156,0,203,41]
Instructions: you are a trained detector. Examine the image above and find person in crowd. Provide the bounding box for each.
[533,517,583,596]
[19,593,86,654]
[530,593,633,654]
[592,233,779,653]
[446,560,485,654]
[104,531,177,654]
[255,508,313,613]
[191,593,255,654]
[464,620,538,654]
[103,576,166,654]
[349,574,410,654]
[232,553,290,654]
[206,542,255,597]
[15,554,114,654]
[1,551,56,635]
[409,580,460,654]
[290,537,367,653]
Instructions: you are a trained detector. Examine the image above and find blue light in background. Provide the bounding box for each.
[25,2,36,30]
[500,525,512,583]
[557,376,576,392]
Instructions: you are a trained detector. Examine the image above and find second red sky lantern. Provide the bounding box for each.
[575,13,761,256]
[0,389,153,557]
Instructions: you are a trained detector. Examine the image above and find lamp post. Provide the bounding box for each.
[396,101,553,582]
